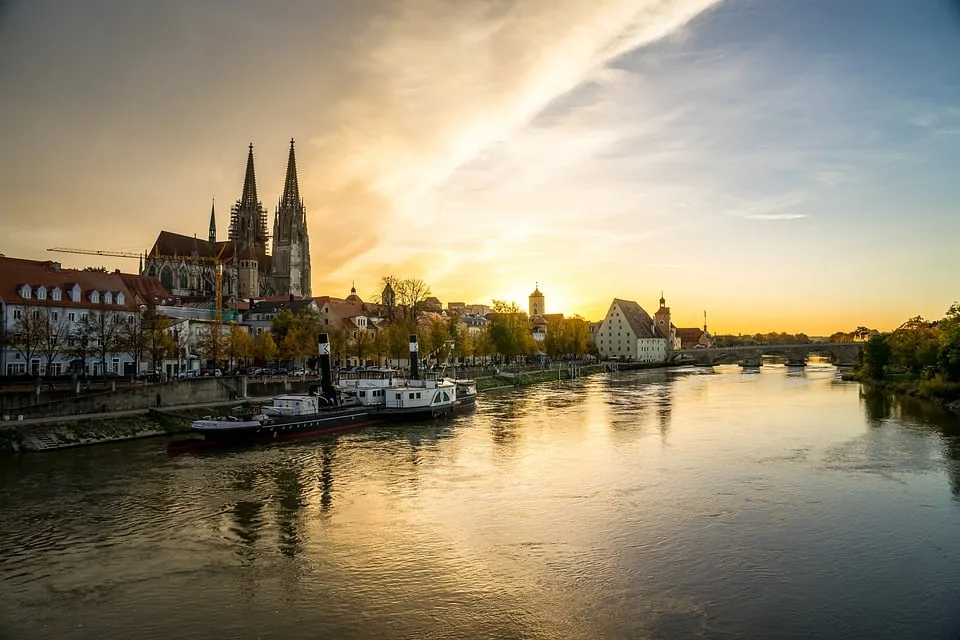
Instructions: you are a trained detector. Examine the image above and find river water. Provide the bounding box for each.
[2,366,959,640]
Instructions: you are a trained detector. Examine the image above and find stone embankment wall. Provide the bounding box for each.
[2,377,317,421]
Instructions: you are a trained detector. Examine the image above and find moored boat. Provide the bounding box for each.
[186,333,380,446]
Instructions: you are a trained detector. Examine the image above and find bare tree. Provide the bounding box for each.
[395,278,431,325]
[67,314,95,377]
[7,308,43,375]
[89,310,123,377]
[37,308,72,377]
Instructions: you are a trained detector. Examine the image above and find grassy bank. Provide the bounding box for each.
[842,369,960,409]
[2,405,255,454]
[476,364,609,392]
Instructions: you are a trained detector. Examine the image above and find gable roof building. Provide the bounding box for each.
[595,298,669,363]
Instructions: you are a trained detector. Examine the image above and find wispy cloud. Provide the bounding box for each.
[742,213,808,221]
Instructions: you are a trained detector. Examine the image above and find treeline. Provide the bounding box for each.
[713,332,814,347]
[861,303,960,386]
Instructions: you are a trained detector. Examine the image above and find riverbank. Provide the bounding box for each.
[841,369,960,415]
[1,362,651,455]
[0,401,258,455]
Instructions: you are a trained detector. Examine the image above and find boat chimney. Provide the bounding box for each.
[409,334,420,380]
[318,333,336,404]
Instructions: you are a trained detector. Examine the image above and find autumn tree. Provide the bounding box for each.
[144,307,176,373]
[254,331,278,366]
[488,300,534,363]
[350,328,373,366]
[117,309,147,377]
[225,322,254,371]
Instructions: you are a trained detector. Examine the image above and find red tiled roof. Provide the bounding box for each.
[0,257,135,309]
[119,273,171,305]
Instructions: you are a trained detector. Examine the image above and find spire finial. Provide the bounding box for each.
[280,137,300,208]
[209,198,217,243]
[241,143,258,207]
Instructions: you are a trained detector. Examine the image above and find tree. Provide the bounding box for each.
[937,302,960,382]
[380,275,432,325]
[254,331,278,365]
[488,300,533,363]
[350,329,373,366]
[67,314,96,377]
[862,333,891,380]
[118,309,147,378]
[89,310,123,377]
[226,322,254,372]
[371,327,387,366]
[7,308,44,375]
[37,308,72,377]
[382,322,408,366]
[197,322,227,368]
[888,316,939,374]
[144,310,176,373]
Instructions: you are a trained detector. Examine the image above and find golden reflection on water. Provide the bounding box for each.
[1,368,959,640]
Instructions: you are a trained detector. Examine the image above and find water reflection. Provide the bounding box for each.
[859,386,960,498]
[3,371,960,640]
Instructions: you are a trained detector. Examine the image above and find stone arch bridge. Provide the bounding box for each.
[672,343,862,367]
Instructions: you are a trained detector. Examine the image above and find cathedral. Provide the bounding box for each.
[143,140,312,301]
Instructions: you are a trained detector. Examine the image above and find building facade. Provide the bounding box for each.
[595,298,669,363]
[143,140,312,302]
[0,257,145,377]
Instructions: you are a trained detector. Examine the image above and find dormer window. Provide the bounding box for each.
[36,286,47,300]
[19,284,31,299]
[52,287,62,301]
[70,284,81,303]
[116,292,125,305]
[90,290,100,304]
[104,291,114,305]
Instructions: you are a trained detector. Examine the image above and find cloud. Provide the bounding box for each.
[742,213,808,221]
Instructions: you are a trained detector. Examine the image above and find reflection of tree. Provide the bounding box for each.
[274,467,304,558]
[657,383,673,438]
[232,500,263,546]
[860,387,893,427]
[319,443,334,513]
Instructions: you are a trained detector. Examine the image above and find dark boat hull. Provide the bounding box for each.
[194,406,380,444]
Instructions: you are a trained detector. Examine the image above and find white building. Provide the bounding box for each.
[0,257,144,377]
[595,298,669,363]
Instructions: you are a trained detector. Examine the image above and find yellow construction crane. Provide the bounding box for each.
[47,247,227,321]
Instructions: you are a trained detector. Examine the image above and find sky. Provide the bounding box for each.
[1,0,958,335]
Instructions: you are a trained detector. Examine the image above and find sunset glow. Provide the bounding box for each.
[1,1,957,334]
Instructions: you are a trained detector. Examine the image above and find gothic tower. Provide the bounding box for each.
[529,283,544,317]
[208,199,216,243]
[271,138,312,297]
[229,143,268,297]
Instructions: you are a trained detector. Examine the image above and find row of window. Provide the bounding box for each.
[18,284,125,306]
[11,308,134,324]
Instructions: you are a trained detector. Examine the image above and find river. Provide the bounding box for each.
[2,366,959,639]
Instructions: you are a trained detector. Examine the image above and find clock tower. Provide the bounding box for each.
[654,291,672,341]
